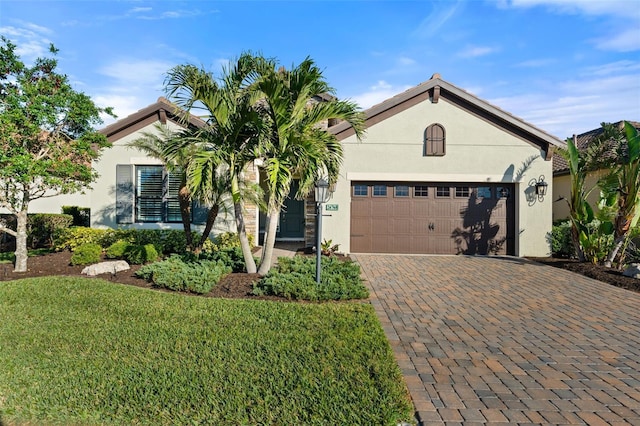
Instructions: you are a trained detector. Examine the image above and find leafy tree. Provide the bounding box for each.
[0,37,113,272]
[164,55,268,272]
[254,58,365,275]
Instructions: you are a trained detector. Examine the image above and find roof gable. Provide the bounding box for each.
[99,97,206,143]
[330,74,565,160]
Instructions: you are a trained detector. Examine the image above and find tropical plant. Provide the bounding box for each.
[164,54,269,273]
[0,37,113,272]
[602,121,640,267]
[253,57,365,275]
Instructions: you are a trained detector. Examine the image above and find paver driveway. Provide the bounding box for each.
[354,255,640,425]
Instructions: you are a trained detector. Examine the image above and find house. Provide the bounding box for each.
[552,121,640,222]
[30,74,565,257]
[321,73,564,257]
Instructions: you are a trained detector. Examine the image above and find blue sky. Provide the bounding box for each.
[1,0,639,138]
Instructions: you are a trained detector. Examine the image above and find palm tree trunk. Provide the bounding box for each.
[604,235,626,268]
[178,185,193,250]
[195,205,219,253]
[257,206,280,276]
[234,200,257,273]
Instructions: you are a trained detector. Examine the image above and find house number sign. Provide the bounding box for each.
[325,204,339,211]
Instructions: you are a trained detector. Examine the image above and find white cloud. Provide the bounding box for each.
[514,58,556,68]
[99,59,173,87]
[129,7,152,13]
[350,80,413,109]
[0,24,53,59]
[594,28,640,52]
[489,63,640,138]
[413,2,463,39]
[93,94,141,126]
[458,45,500,58]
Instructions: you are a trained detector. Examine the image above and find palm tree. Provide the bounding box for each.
[164,54,270,272]
[254,57,365,275]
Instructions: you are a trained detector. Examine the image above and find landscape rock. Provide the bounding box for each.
[82,260,130,277]
[622,263,640,279]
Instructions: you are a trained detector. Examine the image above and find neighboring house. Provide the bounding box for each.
[552,121,640,222]
[24,74,565,257]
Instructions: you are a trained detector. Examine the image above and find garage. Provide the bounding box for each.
[350,182,515,255]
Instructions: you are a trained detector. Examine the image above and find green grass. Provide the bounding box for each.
[0,277,413,425]
[0,248,53,263]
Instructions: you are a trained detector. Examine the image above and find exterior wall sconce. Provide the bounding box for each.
[529,175,548,202]
[314,178,331,284]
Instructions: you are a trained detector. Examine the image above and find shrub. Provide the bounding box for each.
[253,256,369,301]
[160,230,190,254]
[209,232,255,251]
[54,227,113,252]
[202,246,253,273]
[70,243,102,266]
[549,220,574,258]
[61,206,90,227]
[124,244,159,265]
[27,213,74,249]
[105,240,131,259]
[136,255,231,294]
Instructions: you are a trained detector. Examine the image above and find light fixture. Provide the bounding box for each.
[315,178,331,204]
[314,178,331,284]
[535,176,548,199]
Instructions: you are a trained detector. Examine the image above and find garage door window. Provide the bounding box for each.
[414,185,429,197]
[436,186,450,197]
[477,186,492,198]
[455,186,470,197]
[353,184,368,197]
[498,186,511,198]
[373,185,387,197]
[394,185,409,197]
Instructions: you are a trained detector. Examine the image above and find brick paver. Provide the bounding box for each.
[355,255,640,425]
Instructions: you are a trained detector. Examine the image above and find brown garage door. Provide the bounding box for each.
[350,182,515,255]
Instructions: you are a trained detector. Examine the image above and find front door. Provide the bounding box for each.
[278,181,305,240]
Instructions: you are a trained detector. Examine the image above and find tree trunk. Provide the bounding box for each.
[195,205,219,253]
[234,200,256,273]
[570,223,586,262]
[604,235,626,268]
[178,185,193,250]
[257,205,280,276]
[14,210,29,273]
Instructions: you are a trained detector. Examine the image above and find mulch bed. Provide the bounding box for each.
[0,250,287,301]
[528,257,640,293]
[2,251,639,297]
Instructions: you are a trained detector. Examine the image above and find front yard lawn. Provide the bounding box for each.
[0,277,412,425]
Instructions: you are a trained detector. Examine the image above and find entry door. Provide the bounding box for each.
[278,180,305,240]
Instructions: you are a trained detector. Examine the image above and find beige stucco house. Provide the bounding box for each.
[323,74,564,257]
[27,74,565,257]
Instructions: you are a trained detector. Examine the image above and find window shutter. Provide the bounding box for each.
[116,164,134,224]
[424,123,446,156]
[165,171,182,223]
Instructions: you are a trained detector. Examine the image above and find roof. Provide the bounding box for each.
[329,73,566,160]
[99,97,206,142]
[553,121,640,175]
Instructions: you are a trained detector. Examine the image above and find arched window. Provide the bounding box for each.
[424,123,445,156]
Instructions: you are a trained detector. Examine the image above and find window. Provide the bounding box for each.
[353,184,368,197]
[116,164,205,224]
[414,185,429,197]
[394,185,409,197]
[477,187,492,198]
[424,123,446,156]
[498,186,511,198]
[455,186,470,198]
[372,185,387,197]
[436,186,450,197]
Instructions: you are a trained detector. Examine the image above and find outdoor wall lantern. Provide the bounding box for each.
[314,178,331,284]
[531,175,548,202]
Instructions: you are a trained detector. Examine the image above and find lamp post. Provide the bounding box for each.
[314,178,330,284]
